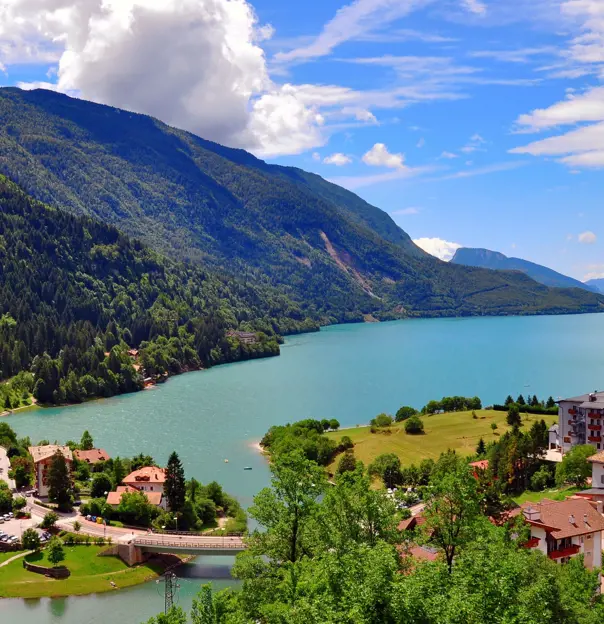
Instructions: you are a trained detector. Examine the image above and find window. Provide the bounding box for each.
[601,475,604,484]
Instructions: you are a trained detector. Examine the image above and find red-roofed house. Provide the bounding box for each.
[469,459,489,479]
[106,485,163,508]
[121,466,167,509]
[511,498,604,569]
[74,448,110,465]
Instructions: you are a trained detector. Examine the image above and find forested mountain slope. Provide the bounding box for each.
[0,87,603,319]
[0,176,317,405]
[451,248,596,292]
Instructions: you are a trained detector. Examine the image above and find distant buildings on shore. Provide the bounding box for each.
[550,391,604,453]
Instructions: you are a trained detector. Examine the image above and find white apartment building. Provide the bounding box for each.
[557,392,604,453]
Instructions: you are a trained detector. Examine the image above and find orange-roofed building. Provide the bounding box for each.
[28,445,73,497]
[510,498,604,569]
[74,448,110,465]
[106,485,163,508]
[122,466,167,509]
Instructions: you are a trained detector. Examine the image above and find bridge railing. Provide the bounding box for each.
[133,538,245,549]
[153,530,244,537]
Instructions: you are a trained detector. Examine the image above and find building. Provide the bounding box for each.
[226,330,258,345]
[557,392,604,453]
[106,485,163,508]
[120,466,167,509]
[469,459,489,478]
[511,498,604,569]
[548,424,560,450]
[574,451,604,504]
[28,445,73,497]
[73,448,110,465]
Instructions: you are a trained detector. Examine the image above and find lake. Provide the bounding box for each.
[2,313,604,622]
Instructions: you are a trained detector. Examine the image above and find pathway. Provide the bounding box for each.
[0,550,32,568]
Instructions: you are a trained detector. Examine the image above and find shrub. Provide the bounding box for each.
[21,528,41,551]
[404,416,425,435]
[40,511,59,530]
[368,453,402,488]
[395,406,418,422]
[339,436,353,451]
[336,451,357,475]
[370,413,393,428]
[530,465,551,491]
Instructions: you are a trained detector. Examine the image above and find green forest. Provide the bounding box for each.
[0,176,317,405]
[1,87,603,322]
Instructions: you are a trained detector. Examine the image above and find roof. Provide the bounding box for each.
[28,445,73,464]
[549,424,559,433]
[106,485,162,506]
[579,401,604,410]
[74,449,110,464]
[559,393,599,404]
[123,466,166,485]
[398,514,426,532]
[587,451,604,464]
[407,545,439,562]
[469,460,489,470]
[515,498,604,539]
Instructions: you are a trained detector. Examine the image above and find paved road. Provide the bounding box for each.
[0,446,15,490]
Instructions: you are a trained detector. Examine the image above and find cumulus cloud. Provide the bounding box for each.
[462,0,487,16]
[0,0,347,157]
[413,237,462,261]
[578,231,597,244]
[362,143,406,168]
[323,153,352,166]
[439,151,458,159]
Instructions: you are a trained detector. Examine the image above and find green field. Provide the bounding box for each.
[0,545,165,598]
[513,487,581,506]
[326,409,557,470]
[0,550,26,564]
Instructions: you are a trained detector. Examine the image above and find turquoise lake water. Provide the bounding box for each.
[2,313,604,622]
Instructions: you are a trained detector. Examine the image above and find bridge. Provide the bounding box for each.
[116,533,247,565]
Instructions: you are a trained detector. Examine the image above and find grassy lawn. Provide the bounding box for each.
[513,487,582,506]
[0,550,26,564]
[0,545,165,598]
[326,409,557,471]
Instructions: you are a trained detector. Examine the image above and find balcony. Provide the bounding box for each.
[548,545,580,560]
[588,436,602,443]
[523,537,540,549]
[589,412,602,418]
[568,420,576,426]
[569,409,577,415]
[588,424,602,431]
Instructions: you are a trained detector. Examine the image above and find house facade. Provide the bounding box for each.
[558,392,604,453]
[73,448,110,465]
[119,466,167,510]
[514,498,604,569]
[28,445,73,497]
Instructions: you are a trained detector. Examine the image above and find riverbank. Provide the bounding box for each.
[0,545,181,599]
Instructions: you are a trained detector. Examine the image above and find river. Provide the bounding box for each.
[2,313,604,622]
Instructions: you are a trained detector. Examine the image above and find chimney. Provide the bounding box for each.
[523,506,540,522]
[569,514,576,525]
[584,514,589,526]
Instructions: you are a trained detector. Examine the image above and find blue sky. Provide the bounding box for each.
[1,0,604,280]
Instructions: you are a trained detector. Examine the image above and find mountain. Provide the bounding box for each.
[0,87,603,320]
[451,248,597,293]
[585,278,604,293]
[0,175,319,404]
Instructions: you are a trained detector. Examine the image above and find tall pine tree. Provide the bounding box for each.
[47,452,72,510]
[165,452,185,512]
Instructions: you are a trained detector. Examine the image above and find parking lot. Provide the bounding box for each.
[0,515,38,539]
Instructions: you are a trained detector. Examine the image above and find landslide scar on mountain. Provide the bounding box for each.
[319,230,379,299]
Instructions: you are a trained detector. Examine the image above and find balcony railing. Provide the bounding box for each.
[568,420,576,425]
[568,409,577,415]
[548,544,580,560]
[588,436,602,443]
[588,424,602,431]
[523,537,540,549]
[588,412,602,418]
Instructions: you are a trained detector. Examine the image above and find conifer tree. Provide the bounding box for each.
[47,452,72,510]
[165,451,186,512]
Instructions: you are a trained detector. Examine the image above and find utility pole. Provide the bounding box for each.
[163,571,178,614]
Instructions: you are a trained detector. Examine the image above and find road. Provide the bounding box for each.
[0,446,16,490]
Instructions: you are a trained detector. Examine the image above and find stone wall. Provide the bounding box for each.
[23,559,70,579]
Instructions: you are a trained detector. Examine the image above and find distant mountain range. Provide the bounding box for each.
[0,87,602,321]
[451,248,598,293]
[585,278,604,293]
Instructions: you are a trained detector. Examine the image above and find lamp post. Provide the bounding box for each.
[174,515,178,532]
[104,491,108,539]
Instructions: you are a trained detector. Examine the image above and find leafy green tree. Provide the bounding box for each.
[47,452,72,510]
[130,454,155,471]
[491,422,498,433]
[531,465,551,491]
[368,453,401,488]
[143,607,188,624]
[339,435,353,450]
[47,537,65,567]
[9,455,33,488]
[91,473,113,499]
[113,457,126,485]
[556,444,595,487]
[321,419,331,431]
[80,430,94,450]
[73,520,82,533]
[246,451,326,564]
[187,477,202,503]
[12,496,27,512]
[21,528,41,551]
[191,585,219,624]
[395,406,418,422]
[371,413,393,428]
[422,456,481,573]
[40,511,59,529]
[507,404,521,428]
[117,491,158,527]
[476,437,486,456]
[404,415,424,434]
[336,450,357,475]
[328,419,340,430]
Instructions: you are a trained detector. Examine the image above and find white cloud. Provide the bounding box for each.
[312,152,321,161]
[416,137,425,148]
[460,133,486,153]
[362,143,406,168]
[274,0,431,63]
[391,207,421,215]
[323,153,352,166]
[413,237,462,260]
[353,108,378,123]
[462,0,487,16]
[579,231,597,244]
[439,151,458,159]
